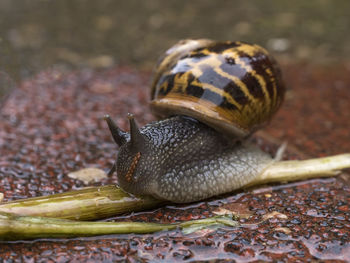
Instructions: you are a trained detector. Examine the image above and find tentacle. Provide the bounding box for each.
[107,161,117,176]
[104,114,129,146]
[127,113,145,149]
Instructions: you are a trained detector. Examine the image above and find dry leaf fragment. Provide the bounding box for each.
[68,168,108,184]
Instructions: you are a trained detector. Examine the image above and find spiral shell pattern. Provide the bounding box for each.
[150,39,285,138]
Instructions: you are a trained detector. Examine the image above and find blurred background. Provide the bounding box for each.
[1,0,350,98]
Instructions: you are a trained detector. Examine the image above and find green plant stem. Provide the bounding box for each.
[0,185,164,220]
[248,153,350,187]
[0,212,238,241]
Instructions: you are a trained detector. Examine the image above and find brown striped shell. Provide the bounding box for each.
[150,39,285,138]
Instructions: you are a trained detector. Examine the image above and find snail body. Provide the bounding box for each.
[106,39,285,203]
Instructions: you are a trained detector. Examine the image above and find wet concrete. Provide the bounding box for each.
[0,63,349,261]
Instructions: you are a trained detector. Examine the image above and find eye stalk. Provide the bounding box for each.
[104,114,145,176]
[127,113,145,150]
[104,114,128,146]
[104,114,128,176]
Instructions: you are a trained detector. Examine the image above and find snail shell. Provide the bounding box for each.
[150,39,285,138]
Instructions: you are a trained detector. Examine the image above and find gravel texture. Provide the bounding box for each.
[0,64,349,262]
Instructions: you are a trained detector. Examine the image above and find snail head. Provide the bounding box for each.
[104,114,150,194]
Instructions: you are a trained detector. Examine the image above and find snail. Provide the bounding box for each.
[105,39,285,203]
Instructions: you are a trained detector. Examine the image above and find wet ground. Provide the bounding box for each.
[0,63,349,261]
[1,1,350,262]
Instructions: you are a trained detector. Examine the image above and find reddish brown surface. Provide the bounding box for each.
[0,64,349,262]
[266,64,350,157]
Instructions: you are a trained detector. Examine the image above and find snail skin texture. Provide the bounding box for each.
[106,39,285,203]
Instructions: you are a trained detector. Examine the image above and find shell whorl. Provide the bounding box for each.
[150,39,285,138]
